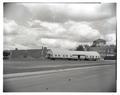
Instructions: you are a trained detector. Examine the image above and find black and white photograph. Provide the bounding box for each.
[3,2,117,92]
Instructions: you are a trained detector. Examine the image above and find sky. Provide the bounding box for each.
[3,3,116,50]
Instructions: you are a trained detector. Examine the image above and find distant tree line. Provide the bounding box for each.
[75,44,116,52]
[76,45,90,51]
[3,51,11,59]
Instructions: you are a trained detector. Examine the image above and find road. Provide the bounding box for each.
[4,60,115,74]
[4,64,116,92]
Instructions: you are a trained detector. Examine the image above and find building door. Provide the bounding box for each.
[78,55,80,60]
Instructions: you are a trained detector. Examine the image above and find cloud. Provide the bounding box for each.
[28,20,101,49]
[3,3,116,50]
[4,18,18,35]
[4,18,102,50]
[64,21,101,42]
[4,3,116,25]
[4,3,116,23]
[21,3,116,22]
[90,16,117,35]
[3,19,41,50]
[40,38,79,49]
[30,20,101,42]
[4,3,33,26]
[104,33,116,45]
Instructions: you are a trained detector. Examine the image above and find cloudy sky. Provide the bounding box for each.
[4,3,116,50]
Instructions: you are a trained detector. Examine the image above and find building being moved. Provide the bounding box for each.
[47,48,100,60]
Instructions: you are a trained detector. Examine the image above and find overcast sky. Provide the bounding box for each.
[4,3,116,50]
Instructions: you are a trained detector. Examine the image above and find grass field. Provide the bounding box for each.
[3,59,116,74]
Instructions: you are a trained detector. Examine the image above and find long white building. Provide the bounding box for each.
[47,48,101,60]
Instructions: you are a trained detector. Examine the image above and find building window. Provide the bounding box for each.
[55,54,57,56]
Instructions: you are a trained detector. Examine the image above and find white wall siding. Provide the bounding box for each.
[47,48,101,60]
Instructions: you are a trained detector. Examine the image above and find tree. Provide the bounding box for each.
[76,45,84,51]
[3,51,10,60]
[84,45,90,51]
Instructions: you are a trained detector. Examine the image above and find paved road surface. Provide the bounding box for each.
[4,60,115,74]
[4,64,116,92]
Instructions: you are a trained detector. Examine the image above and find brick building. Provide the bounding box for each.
[89,39,116,59]
[92,39,106,47]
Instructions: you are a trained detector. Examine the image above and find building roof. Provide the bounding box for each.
[49,48,100,56]
[48,48,70,55]
[93,39,106,43]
